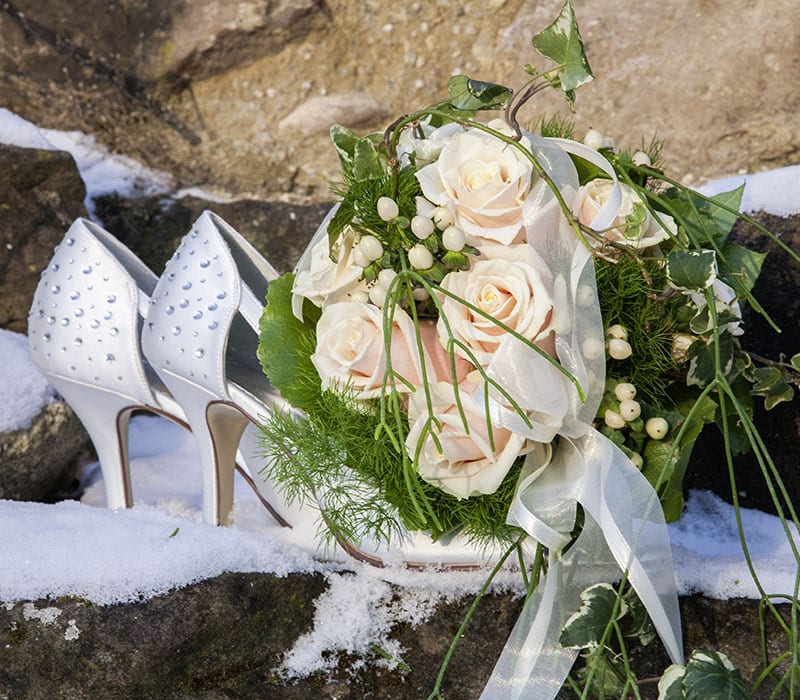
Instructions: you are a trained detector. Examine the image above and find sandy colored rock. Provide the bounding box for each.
[1,0,797,202]
[278,93,390,137]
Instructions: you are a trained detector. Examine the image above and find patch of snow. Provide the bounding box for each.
[0,329,55,433]
[699,165,800,217]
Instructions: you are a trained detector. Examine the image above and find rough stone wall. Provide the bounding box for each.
[1,0,798,201]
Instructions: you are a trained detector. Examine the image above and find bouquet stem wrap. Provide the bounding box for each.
[481,138,683,698]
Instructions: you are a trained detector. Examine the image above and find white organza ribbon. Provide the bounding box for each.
[482,138,683,699]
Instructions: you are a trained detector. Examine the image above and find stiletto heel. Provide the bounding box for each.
[154,369,248,525]
[28,218,186,510]
[46,377,136,509]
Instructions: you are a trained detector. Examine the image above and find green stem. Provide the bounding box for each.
[426,534,524,700]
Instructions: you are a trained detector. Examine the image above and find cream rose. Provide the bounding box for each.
[311,301,425,399]
[415,125,534,246]
[577,179,677,249]
[406,380,526,499]
[437,250,556,367]
[292,226,367,317]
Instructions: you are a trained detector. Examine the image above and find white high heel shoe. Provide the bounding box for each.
[141,211,503,568]
[27,218,186,510]
[141,211,298,527]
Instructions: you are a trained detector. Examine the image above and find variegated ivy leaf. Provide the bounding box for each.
[559,583,627,649]
[531,0,593,102]
[687,333,733,388]
[657,663,686,700]
[791,353,800,372]
[682,648,749,699]
[330,126,385,182]
[752,367,795,410]
[447,75,513,111]
[666,249,718,292]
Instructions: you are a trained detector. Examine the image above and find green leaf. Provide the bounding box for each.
[750,366,795,410]
[257,273,321,413]
[447,75,513,111]
[682,648,748,700]
[330,124,360,179]
[792,353,800,372]
[353,136,386,181]
[718,243,766,297]
[559,583,626,649]
[532,0,593,100]
[657,664,687,700]
[695,185,744,240]
[666,249,718,292]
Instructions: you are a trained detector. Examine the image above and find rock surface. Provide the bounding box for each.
[0,145,87,332]
[0,571,792,699]
[1,0,798,200]
[0,399,87,503]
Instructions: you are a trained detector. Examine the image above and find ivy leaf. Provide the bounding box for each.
[696,185,744,240]
[666,249,718,292]
[718,243,766,297]
[257,273,321,413]
[330,125,360,179]
[447,75,513,111]
[532,0,593,102]
[687,333,733,388]
[559,583,626,649]
[791,353,800,372]
[353,136,387,181]
[751,367,795,410]
[657,664,687,700]
[682,648,749,700]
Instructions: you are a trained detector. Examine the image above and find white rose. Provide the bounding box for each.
[687,280,744,336]
[415,126,534,246]
[437,248,556,367]
[406,380,527,499]
[577,179,677,249]
[311,302,425,399]
[292,226,368,316]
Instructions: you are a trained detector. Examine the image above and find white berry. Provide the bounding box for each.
[619,399,642,422]
[377,196,399,221]
[442,225,466,252]
[632,151,651,167]
[412,286,429,301]
[646,417,669,440]
[606,324,628,341]
[368,284,388,307]
[352,247,371,268]
[614,382,637,402]
[378,268,397,288]
[629,452,644,469]
[608,338,633,360]
[349,290,370,304]
[583,128,604,150]
[433,206,454,230]
[358,235,384,262]
[604,409,626,429]
[408,244,434,270]
[411,215,434,240]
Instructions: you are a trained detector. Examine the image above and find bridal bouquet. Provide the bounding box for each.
[258,2,800,697]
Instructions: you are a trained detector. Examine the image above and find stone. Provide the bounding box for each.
[0,569,790,699]
[91,193,331,274]
[0,399,87,503]
[278,93,391,137]
[2,0,797,200]
[0,144,87,333]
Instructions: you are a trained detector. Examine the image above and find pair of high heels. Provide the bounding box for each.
[28,213,496,567]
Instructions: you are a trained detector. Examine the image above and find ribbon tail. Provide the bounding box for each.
[574,431,684,664]
[481,551,579,700]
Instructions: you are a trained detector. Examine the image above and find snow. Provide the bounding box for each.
[0,329,55,433]
[1,107,800,675]
[0,108,173,216]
